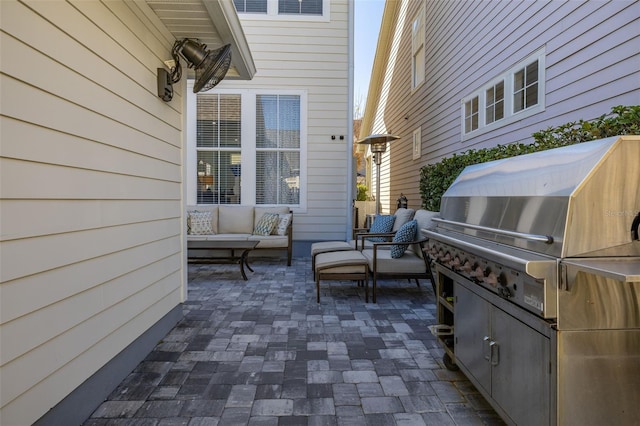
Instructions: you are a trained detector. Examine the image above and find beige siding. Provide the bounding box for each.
[214,1,351,241]
[0,1,184,424]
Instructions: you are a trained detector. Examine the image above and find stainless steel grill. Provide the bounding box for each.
[425,136,640,426]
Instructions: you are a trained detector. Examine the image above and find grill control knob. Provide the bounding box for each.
[470,265,484,280]
[484,272,498,287]
[498,272,508,287]
[499,286,513,298]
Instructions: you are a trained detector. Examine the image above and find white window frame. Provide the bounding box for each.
[485,80,505,125]
[412,127,422,160]
[193,93,243,204]
[411,5,426,90]
[187,82,308,212]
[233,0,268,13]
[461,47,546,141]
[462,95,479,134]
[235,0,330,22]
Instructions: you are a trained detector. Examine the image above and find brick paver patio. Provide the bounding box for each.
[83,257,504,425]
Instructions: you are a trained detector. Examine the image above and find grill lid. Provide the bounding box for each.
[438,136,640,258]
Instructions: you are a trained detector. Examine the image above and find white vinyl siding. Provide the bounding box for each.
[0,1,183,424]
[204,0,349,241]
[368,0,410,213]
[362,0,639,212]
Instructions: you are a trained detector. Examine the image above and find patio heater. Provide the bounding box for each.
[357,134,399,215]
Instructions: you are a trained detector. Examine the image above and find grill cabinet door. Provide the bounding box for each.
[455,281,551,425]
[455,284,491,394]
[492,307,550,425]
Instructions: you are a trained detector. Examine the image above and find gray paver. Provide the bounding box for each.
[293,398,336,415]
[380,375,410,396]
[83,258,503,426]
[251,399,294,416]
[343,370,378,384]
[361,396,404,414]
[226,384,257,407]
[90,401,145,418]
[395,413,427,426]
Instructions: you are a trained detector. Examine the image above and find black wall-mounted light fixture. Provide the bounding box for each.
[158,38,232,102]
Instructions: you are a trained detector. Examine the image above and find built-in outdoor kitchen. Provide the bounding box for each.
[425,136,640,425]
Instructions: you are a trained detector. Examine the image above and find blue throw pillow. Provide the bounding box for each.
[367,214,395,242]
[390,220,417,258]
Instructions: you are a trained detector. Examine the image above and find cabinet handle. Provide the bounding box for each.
[483,336,491,361]
[490,341,500,366]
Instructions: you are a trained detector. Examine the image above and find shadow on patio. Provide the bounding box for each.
[83,257,504,425]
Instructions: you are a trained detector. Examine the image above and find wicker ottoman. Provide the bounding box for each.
[314,250,369,303]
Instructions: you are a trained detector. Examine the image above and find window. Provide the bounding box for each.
[188,86,306,209]
[279,0,322,15]
[233,0,267,13]
[485,81,504,125]
[411,6,425,89]
[464,96,479,133]
[513,60,538,112]
[461,48,545,139]
[256,95,301,205]
[412,127,422,160]
[234,0,327,18]
[196,94,242,204]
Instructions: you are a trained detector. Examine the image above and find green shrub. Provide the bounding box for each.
[356,184,368,201]
[420,105,640,211]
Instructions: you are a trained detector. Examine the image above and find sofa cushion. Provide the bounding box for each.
[254,212,280,236]
[205,234,251,241]
[254,206,290,229]
[413,209,439,235]
[391,208,416,232]
[188,210,214,235]
[368,215,395,242]
[391,220,417,258]
[218,206,254,234]
[187,206,218,233]
[273,213,292,236]
[362,249,426,274]
[248,235,289,248]
[409,210,439,255]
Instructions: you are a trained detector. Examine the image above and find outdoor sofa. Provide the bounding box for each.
[186,205,293,266]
